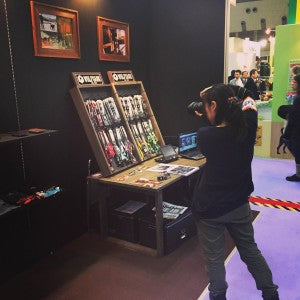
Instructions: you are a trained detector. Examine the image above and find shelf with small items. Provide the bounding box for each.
[70,72,140,177]
[111,81,164,162]
[0,129,57,145]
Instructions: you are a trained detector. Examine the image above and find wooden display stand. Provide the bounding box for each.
[72,71,203,256]
[70,71,165,177]
[70,72,139,177]
[108,70,165,161]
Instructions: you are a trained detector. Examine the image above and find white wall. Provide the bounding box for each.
[230,0,288,33]
[228,52,256,75]
[228,37,258,74]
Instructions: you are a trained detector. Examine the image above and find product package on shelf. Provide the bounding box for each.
[85,97,137,171]
[121,95,160,160]
[108,72,164,162]
[70,72,139,177]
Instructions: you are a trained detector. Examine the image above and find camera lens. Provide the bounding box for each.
[187,101,204,114]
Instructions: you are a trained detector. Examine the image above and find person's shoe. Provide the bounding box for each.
[286,174,300,182]
[209,292,226,300]
[262,291,279,300]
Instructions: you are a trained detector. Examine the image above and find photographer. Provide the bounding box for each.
[189,84,279,300]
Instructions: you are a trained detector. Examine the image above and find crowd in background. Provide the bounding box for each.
[228,68,270,100]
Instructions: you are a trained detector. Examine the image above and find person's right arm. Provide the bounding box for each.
[242,97,258,137]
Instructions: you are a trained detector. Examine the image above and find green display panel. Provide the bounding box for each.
[288,0,297,24]
[272,24,300,121]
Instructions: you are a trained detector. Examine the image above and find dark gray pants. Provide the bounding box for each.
[195,203,278,299]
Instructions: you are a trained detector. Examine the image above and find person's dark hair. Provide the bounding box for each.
[227,84,253,100]
[294,74,300,94]
[201,84,247,142]
[235,70,241,74]
[250,69,257,77]
[230,70,235,76]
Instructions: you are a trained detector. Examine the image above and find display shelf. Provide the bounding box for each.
[70,72,165,177]
[112,81,165,162]
[0,129,57,145]
[70,81,139,177]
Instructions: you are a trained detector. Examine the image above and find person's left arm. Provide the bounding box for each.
[242,97,258,136]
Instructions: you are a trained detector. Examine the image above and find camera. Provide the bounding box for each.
[187,101,204,115]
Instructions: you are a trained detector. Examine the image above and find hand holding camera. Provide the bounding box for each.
[187,84,254,116]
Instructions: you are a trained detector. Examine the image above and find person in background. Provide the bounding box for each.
[228,70,235,83]
[244,69,260,100]
[278,74,300,181]
[229,70,244,87]
[242,70,249,85]
[192,84,279,300]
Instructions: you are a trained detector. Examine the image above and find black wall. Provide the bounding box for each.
[0,0,225,246]
[149,0,226,141]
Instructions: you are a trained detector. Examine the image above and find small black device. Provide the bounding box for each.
[157,172,170,181]
[155,145,178,163]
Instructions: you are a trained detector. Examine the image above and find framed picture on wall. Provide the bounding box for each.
[30,1,80,59]
[97,17,130,62]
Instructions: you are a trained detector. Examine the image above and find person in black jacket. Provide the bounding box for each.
[192,84,279,300]
[244,69,260,100]
[278,74,300,181]
[227,70,235,83]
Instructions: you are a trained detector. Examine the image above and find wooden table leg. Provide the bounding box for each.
[98,184,110,239]
[86,178,91,232]
[155,190,164,257]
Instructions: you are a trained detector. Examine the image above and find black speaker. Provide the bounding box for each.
[241,21,247,32]
[282,16,287,25]
[261,18,266,30]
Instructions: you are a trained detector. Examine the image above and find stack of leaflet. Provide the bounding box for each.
[152,201,188,219]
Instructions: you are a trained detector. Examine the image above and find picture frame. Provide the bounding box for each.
[30,1,80,59]
[97,17,130,62]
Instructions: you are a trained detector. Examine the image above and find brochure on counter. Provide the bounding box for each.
[147,163,199,176]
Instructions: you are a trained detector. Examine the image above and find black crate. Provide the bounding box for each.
[108,200,147,243]
[138,208,197,254]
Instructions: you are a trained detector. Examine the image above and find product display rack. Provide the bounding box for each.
[70,71,165,177]
[70,72,140,177]
[109,72,164,162]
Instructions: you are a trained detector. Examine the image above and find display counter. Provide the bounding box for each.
[87,156,205,257]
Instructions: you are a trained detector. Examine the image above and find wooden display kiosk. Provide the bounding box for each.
[70,71,164,177]
[70,71,203,257]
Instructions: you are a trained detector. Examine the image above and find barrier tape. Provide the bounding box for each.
[249,195,300,212]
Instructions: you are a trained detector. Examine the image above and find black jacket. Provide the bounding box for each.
[192,109,257,219]
[244,78,259,100]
